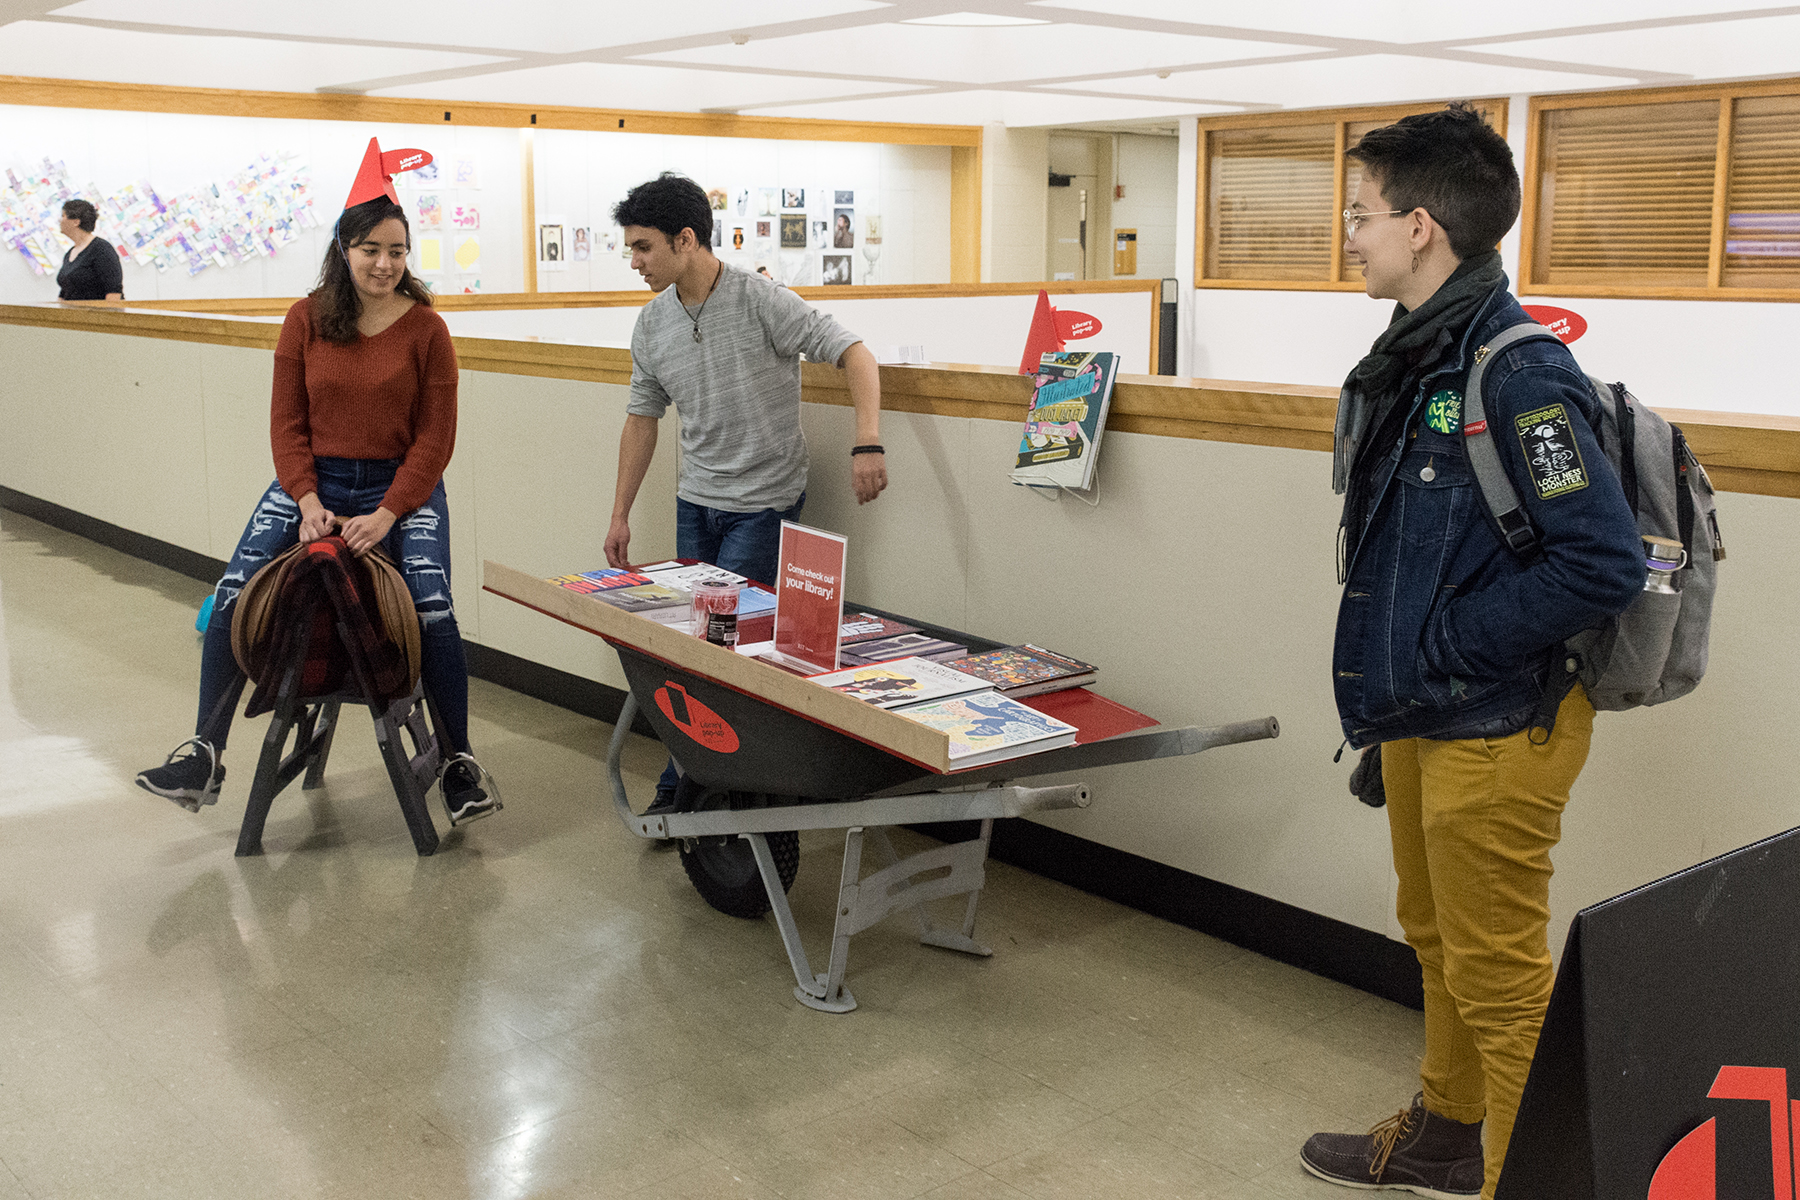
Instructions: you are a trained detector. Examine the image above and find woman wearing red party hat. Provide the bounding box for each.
[136,138,499,827]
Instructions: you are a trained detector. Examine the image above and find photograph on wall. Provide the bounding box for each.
[821,254,852,285]
[782,187,804,210]
[755,219,772,241]
[834,189,854,205]
[450,203,479,230]
[712,221,723,248]
[864,214,883,242]
[454,233,481,273]
[454,158,480,188]
[736,188,749,215]
[416,194,442,228]
[758,188,777,216]
[731,226,744,251]
[810,218,828,249]
[779,214,807,250]
[833,208,854,248]
[604,228,620,254]
[780,252,813,287]
[538,221,565,269]
[417,236,443,274]
[572,227,590,261]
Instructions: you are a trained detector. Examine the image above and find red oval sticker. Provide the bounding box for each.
[1053,309,1102,340]
[655,682,740,754]
[1521,305,1587,344]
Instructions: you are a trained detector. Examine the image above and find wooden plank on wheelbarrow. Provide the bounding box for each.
[483,561,955,771]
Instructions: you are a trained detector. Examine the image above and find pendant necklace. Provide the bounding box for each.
[686,261,724,343]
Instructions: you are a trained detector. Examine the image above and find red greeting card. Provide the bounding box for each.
[772,521,847,673]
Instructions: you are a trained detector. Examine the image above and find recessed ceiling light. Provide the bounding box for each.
[902,11,1051,26]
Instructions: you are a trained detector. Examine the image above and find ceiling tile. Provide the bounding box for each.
[372,62,925,111]
[1025,0,1800,46]
[637,21,1313,85]
[741,88,1233,127]
[0,20,508,90]
[46,0,892,55]
[1473,12,1800,79]
[1051,54,1642,110]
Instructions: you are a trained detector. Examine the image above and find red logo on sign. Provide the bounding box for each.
[1520,305,1588,345]
[654,682,740,753]
[1649,1066,1798,1199]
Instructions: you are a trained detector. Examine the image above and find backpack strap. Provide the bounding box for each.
[1463,323,1565,560]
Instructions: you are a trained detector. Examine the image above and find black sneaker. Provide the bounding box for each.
[442,756,500,826]
[1300,1093,1483,1198]
[136,739,225,813]
[643,786,679,816]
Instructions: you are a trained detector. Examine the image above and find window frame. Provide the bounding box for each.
[1194,98,1509,292]
[1522,77,1800,303]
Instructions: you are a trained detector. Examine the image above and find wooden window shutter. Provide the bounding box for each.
[1724,94,1800,290]
[1532,100,1718,288]
[1205,124,1334,281]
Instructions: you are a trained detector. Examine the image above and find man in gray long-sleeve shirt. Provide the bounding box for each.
[603,172,887,587]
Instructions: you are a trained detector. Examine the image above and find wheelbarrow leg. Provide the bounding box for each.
[747,831,856,1013]
[866,822,995,957]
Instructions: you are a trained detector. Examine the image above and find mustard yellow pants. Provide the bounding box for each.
[1382,685,1594,1200]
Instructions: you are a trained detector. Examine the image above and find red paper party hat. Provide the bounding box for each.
[342,137,433,209]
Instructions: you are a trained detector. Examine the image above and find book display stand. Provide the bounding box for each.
[484,561,1279,1012]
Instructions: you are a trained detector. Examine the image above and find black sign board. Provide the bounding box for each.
[1498,825,1800,1200]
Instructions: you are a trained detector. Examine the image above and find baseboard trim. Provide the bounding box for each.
[2,483,1422,1009]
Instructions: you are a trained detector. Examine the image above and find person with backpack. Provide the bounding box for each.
[1302,105,1645,1200]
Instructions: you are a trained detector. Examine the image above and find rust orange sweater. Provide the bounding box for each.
[270,297,458,516]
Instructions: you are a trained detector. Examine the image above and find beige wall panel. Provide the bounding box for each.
[0,325,212,554]
[195,343,277,560]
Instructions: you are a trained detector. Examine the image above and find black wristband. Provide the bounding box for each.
[851,444,885,456]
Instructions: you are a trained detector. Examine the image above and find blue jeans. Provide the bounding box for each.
[195,458,471,755]
[674,493,804,588]
[657,494,804,796]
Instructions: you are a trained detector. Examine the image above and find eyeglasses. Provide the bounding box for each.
[1342,207,1450,240]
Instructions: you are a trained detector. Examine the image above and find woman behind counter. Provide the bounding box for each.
[56,199,123,301]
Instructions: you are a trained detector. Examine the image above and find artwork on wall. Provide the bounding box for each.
[449,203,479,230]
[779,214,806,249]
[732,226,744,251]
[758,188,777,216]
[736,188,748,215]
[572,227,590,261]
[453,158,479,188]
[833,208,854,249]
[706,187,727,210]
[712,221,722,248]
[413,160,440,185]
[834,189,854,205]
[416,194,442,228]
[810,218,828,249]
[454,233,481,272]
[755,219,772,241]
[417,236,443,273]
[538,221,565,269]
[0,152,321,278]
[782,187,805,209]
[821,254,852,285]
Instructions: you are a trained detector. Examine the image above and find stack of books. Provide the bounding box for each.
[947,644,1096,697]
[838,631,968,666]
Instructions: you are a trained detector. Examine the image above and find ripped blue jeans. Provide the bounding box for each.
[195,457,471,755]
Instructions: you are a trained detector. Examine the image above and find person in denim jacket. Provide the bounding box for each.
[1300,105,1643,1200]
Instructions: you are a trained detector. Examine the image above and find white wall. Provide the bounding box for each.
[1180,97,1800,416]
[0,104,525,303]
[530,130,951,290]
[7,318,1795,961]
[981,124,1049,283]
[1108,133,1180,282]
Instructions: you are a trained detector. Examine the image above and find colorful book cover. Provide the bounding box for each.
[894,691,1079,765]
[1011,350,1120,492]
[547,568,651,594]
[806,656,985,708]
[949,644,1096,694]
[590,582,686,612]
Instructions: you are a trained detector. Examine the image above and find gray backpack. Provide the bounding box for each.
[1464,323,1725,712]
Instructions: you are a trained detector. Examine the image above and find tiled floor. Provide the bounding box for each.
[0,509,1424,1199]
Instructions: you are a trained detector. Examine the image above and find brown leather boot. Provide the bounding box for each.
[1300,1093,1483,1197]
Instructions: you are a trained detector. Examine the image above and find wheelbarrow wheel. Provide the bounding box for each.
[680,828,799,918]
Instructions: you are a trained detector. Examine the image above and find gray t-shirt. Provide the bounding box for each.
[628,265,860,512]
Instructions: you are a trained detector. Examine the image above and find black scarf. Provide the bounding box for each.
[1333,251,1506,577]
